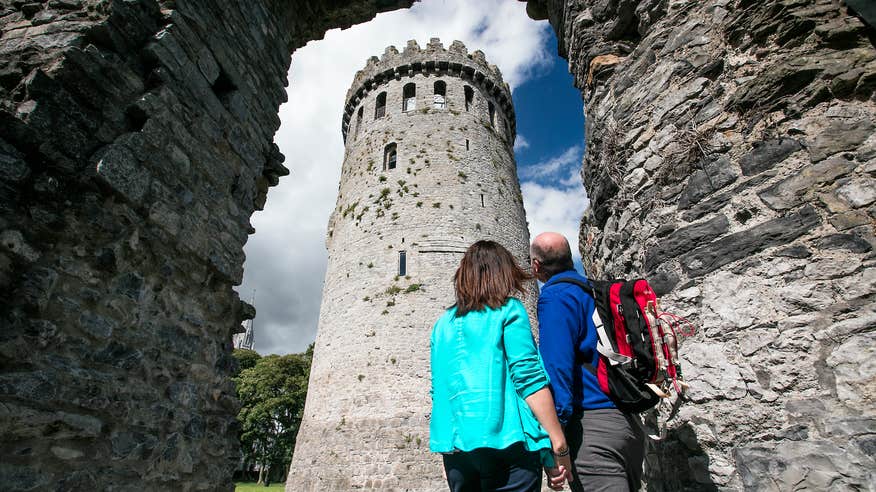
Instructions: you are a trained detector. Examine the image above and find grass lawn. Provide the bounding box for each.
[235,482,285,491]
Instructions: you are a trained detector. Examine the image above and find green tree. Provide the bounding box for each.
[233,348,261,374]
[233,345,312,484]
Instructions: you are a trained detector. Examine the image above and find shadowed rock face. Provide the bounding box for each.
[0,1,411,490]
[528,0,876,489]
[1,0,874,490]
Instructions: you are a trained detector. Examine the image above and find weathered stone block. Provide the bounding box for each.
[110,430,158,460]
[775,244,811,258]
[735,440,875,491]
[682,205,821,277]
[739,138,802,176]
[835,178,876,209]
[758,157,856,211]
[18,266,59,311]
[650,77,710,124]
[0,138,29,182]
[816,308,876,342]
[94,144,151,205]
[829,210,871,231]
[0,463,50,492]
[779,281,836,311]
[0,403,103,440]
[728,58,822,112]
[114,272,144,301]
[814,233,872,253]
[809,117,876,162]
[0,230,39,262]
[677,156,738,209]
[157,324,200,359]
[647,268,679,295]
[827,332,876,409]
[92,341,143,370]
[79,311,115,339]
[645,214,729,270]
[681,342,747,403]
[681,172,774,222]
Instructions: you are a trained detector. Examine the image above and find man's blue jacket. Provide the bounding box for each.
[537,269,615,426]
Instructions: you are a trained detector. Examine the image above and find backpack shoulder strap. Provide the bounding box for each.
[551,277,601,375]
[551,277,595,298]
[551,277,632,368]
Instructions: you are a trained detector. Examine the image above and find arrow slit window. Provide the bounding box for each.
[384,143,397,170]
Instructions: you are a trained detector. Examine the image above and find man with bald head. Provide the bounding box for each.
[530,232,644,492]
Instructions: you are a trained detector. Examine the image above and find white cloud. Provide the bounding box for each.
[519,144,582,181]
[520,145,589,268]
[513,134,530,151]
[239,0,552,355]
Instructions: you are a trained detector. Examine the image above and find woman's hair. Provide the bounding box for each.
[453,240,532,316]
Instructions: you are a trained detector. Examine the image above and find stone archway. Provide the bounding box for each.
[0,1,873,490]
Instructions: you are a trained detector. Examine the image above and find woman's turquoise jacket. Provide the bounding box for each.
[429,297,553,464]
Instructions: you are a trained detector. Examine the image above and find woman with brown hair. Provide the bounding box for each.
[430,240,572,491]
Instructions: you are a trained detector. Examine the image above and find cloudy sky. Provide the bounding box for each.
[238,0,588,355]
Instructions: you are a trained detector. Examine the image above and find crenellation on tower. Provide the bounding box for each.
[342,38,514,142]
[404,39,421,54]
[382,45,399,58]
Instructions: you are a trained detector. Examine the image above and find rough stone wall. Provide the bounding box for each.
[287,38,537,491]
[0,1,412,490]
[527,0,876,489]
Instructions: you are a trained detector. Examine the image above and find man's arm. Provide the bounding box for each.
[537,291,581,427]
[525,387,573,491]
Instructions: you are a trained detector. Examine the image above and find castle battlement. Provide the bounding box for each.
[342,37,514,141]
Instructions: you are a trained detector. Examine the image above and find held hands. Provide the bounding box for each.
[544,447,573,491]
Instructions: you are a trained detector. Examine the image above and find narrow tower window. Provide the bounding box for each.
[488,102,495,127]
[398,251,407,276]
[403,83,416,112]
[355,106,363,138]
[375,92,386,119]
[466,139,469,150]
[464,86,473,111]
[384,143,397,170]
[480,194,485,207]
[433,81,446,109]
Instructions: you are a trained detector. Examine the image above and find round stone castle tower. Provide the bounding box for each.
[287,38,533,491]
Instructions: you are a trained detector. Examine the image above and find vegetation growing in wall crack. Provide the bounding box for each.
[342,201,358,218]
[385,285,402,295]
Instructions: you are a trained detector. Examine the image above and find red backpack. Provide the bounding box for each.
[555,277,692,413]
